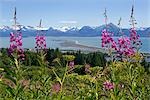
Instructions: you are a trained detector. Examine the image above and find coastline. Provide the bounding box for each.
[0,36,149,54]
[59,40,107,53]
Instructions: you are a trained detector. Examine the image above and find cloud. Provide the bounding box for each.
[10,19,14,22]
[59,21,77,24]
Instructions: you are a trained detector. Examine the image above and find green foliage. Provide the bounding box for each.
[91,52,106,67]
[74,51,86,65]
[0,48,150,99]
[62,55,75,62]
[23,51,39,66]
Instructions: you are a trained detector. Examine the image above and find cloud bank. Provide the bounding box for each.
[59,21,77,24]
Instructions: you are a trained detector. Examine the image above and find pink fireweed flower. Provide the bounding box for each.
[117,36,135,57]
[130,28,142,50]
[111,40,117,50]
[101,30,135,57]
[103,80,115,90]
[35,34,46,49]
[68,61,75,73]
[69,61,74,69]
[10,32,16,42]
[9,31,25,60]
[101,29,117,50]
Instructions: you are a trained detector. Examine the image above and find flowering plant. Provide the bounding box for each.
[9,31,25,60]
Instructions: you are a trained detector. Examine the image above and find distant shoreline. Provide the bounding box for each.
[0,47,149,55]
[0,36,150,38]
[59,40,108,53]
[0,37,149,53]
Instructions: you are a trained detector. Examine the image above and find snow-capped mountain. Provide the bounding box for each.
[55,26,80,32]
[21,26,36,31]
[137,27,147,31]
[55,26,71,32]
[0,26,11,31]
[0,23,150,37]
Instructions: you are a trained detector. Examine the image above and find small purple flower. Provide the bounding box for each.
[52,83,61,93]
[85,64,91,73]
[68,61,75,73]
[103,80,114,90]
[69,61,74,69]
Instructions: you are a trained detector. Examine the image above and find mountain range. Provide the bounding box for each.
[0,23,150,37]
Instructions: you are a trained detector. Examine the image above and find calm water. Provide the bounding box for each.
[0,37,150,53]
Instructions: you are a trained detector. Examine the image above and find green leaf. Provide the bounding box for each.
[52,69,62,84]
[3,66,16,77]
[6,86,15,97]
[62,55,75,61]
[0,68,4,71]
[4,74,17,85]
[15,84,24,97]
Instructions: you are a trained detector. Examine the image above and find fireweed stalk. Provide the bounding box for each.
[9,8,24,60]
[35,19,46,50]
[33,20,51,99]
[35,19,47,73]
[129,5,142,53]
[116,18,135,60]
[101,8,116,94]
[52,55,75,99]
[9,7,25,67]
[7,7,25,99]
[101,9,117,62]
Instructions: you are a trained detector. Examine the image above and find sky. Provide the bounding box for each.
[0,0,149,28]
